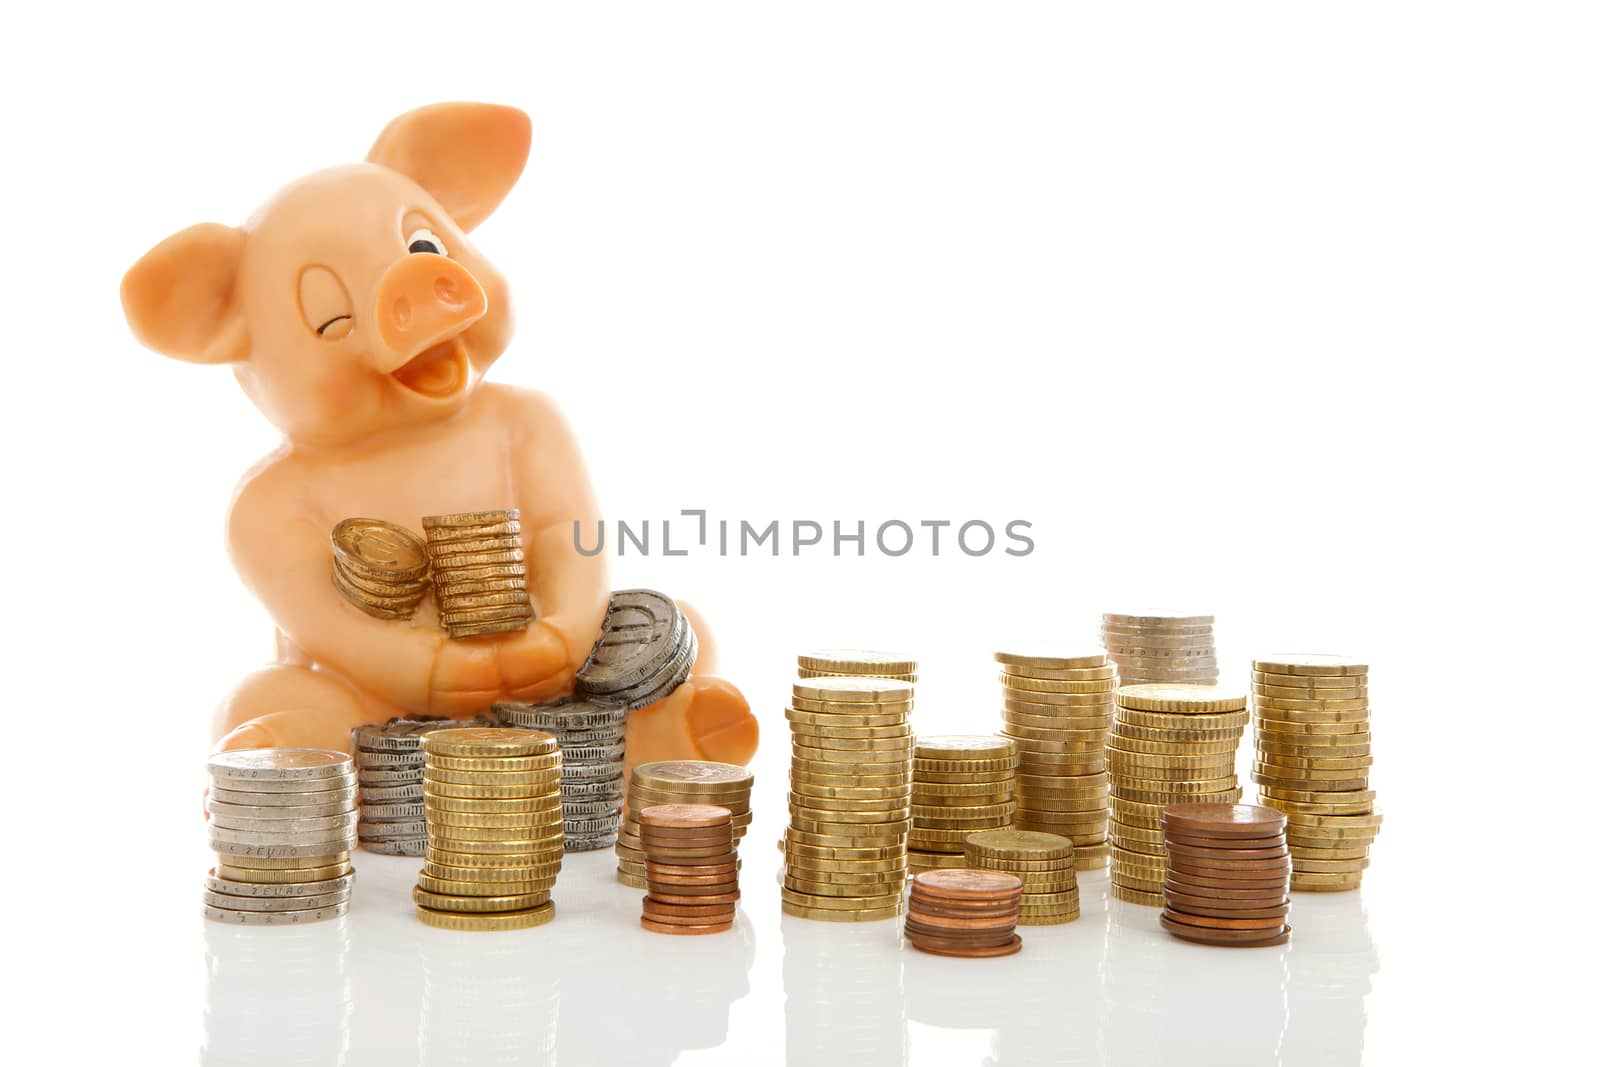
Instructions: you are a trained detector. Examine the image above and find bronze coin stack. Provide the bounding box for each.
[964,829,1079,925]
[616,761,754,888]
[1100,612,1218,686]
[330,518,430,620]
[996,648,1116,871]
[1250,654,1382,892]
[1159,802,1291,947]
[903,869,1024,958]
[907,735,1017,874]
[639,803,739,935]
[1107,684,1248,906]
[422,509,533,639]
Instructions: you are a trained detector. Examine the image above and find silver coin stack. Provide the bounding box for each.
[352,716,496,855]
[495,698,630,851]
[1100,612,1219,686]
[205,748,358,925]
[575,589,698,711]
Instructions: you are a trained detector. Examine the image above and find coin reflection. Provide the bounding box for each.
[202,917,352,1066]
[783,913,908,1067]
[1282,893,1379,1065]
[417,923,559,1066]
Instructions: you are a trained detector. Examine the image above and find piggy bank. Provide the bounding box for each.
[121,102,757,770]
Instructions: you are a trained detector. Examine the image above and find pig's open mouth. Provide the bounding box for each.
[392,339,469,399]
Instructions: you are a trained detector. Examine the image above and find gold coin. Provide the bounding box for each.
[1115,684,1248,713]
[780,888,902,911]
[1001,675,1119,695]
[1017,910,1080,926]
[422,794,559,813]
[416,873,558,896]
[1253,717,1369,735]
[1001,663,1116,681]
[426,752,563,773]
[1108,748,1238,769]
[912,770,1014,786]
[1003,723,1112,743]
[1255,682,1368,702]
[912,779,1014,798]
[1260,797,1374,818]
[785,840,904,860]
[1109,761,1236,782]
[1250,669,1365,690]
[783,875,903,897]
[1254,695,1369,714]
[1015,771,1109,791]
[1003,710,1115,730]
[914,735,1018,760]
[908,851,971,869]
[1286,843,1371,861]
[1251,654,1367,677]
[1110,884,1164,907]
[427,826,566,847]
[791,783,912,803]
[423,860,562,882]
[1254,739,1372,760]
[422,509,518,529]
[963,829,1074,860]
[1003,692,1116,711]
[911,756,1018,774]
[788,802,910,824]
[423,766,563,786]
[785,855,908,875]
[1108,821,1164,845]
[1258,784,1376,804]
[789,793,909,813]
[427,845,564,867]
[912,812,1015,831]
[1114,708,1250,731]
[215,862,351,884]
[1292,856,1370,874]
[413,887,550,912]
[790,755,909,775]
[785,711,909,731]
[428,809,564,829]
[415,902,556,931]
[1108,734,1238,756]
[790,736,915,756]
[1017,888,1079,906]
[781,900,902,922]
[994,648,1108,669]
[1074,843,1112,869]
[792,677,915,702]
[1252,761,1370,781]
[788,696,913,716]
[798,649,918,674]
[331,518,430,580]
[217,851,349,870]
[423,778,563,799]
[1253,752,1373,771]
[1290,871,1363,892]
[1112,783,1240,805]
[790,767,915,788]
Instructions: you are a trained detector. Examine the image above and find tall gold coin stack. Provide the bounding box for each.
[1107,684,1247,906]
[907,736,1017,873]
[616,761,755,888]
[782,676,915,922]
[996,648,1116,871]
[797,649,918,683]
[330,518,430,621]
[422,509,534,639]
[1250,654,1381,892]
[965,829,1080,925]
[414,727,564,931]
[1100,613,1218,687]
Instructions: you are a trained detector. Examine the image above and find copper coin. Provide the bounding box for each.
[912,869,1025,901]
[647,889,742,906]
[641,917,734,935]
[647,879,741,896]
[639,822,734,838]
[903,925,1019,949]
[1160,803,1286,839]
[638,803,734,829]
[1165,855,1292,876]
[1161,914,1290,945]
[1162,830,1286,851]
[909,900,1028,920]
[1165,896,1291,920]
[642,847,739,863]
[648,869,742,885]
[642,898,737,919]
[908,933,1024,958]
[644,861,738,878]
[1164,840,1289,863]
[1163,876,1289,902]
[641,907,738,926]
[904,910,1019,932]
[640,833,735,850]
[1165,869,1289,891]
[1161,907,1288,931]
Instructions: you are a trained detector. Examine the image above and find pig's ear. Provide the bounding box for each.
[367,103,531,232]
[122,223,249,364]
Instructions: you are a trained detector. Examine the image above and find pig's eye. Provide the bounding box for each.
[406,229,447,257]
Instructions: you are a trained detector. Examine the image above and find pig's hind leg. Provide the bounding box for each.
[211,663,381,754]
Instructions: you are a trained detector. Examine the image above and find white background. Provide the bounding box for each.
[4,1,1596,1064]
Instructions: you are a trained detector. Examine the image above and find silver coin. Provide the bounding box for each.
[547,727,627,745]
[209,811,359,834]
[208,748,353,782]
[576,589,683,695]
[360,802,425,820]
[205,870,355,897]
[562,799,624,817]
[564,833,619,851]
[203,901,349,925]
[562,743,627,763]
[208,770,358,795]
[204,887,351,912]
[561,763,627,783]
[207,798,356,821]
[353,750,426,768]
[362,838,427,856]
[358,783,425,803]
[494,696,630,730]
[353,716,493,752]
[564,815,623,834]
[358,819,429,837]
[211,837,359,860]
[561,779,628,799]
[611,622,697,711]
[357,768,423,785]
[210,784,359,808]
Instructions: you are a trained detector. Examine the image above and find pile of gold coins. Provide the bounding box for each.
[908,735,1017,873]
[1251,654,1381,892]
[997,648,1114,870]
[782,676,914,922]
[1107,684,1247,906]
[798,649,917,683]
[1100,612,1218,686]
[330,518,430,620]
[617,761,754,888]
[422,509,533,639]
[965,829,1080,925]
[413,728,564,930]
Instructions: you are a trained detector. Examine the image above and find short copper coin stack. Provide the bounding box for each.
[616,761,754,888]
[1250,654,1382,893]
[422,509,533,639]
[413,728,564,932]
[330,518,431,621]
[1107,684,1248,906]
[996,647,1116,871]
[903,869,1024,958]
[907,735,1017,874]
[1100,612,1219,687]
[964,829,1079,925]
[1159,803,1291,947]
[639,803,739,934]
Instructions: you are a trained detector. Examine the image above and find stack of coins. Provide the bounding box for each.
[205,749,358,924]
[964,829,1079,925]
[639,803,739,934]
[352,716,495,855]
[903,869,1024,958]
[1160,802,1291,947]
[616,760,754,888]
[782,676,915,922]
[907,735,1017,873]
[414,728,563,931]
[1107,684,1247,906]
[797,649,918,682]
[330,517,430,620]
[1100,613,1218,687]
[575,589,697,710]
[1250,654,1381,892]
[422,509,533,639]
[495,697,629,851]
[996,648,1116,870]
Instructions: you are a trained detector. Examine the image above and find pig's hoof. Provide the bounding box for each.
[682,675,759,765]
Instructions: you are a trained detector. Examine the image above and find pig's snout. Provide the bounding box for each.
[372,253,487,370]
